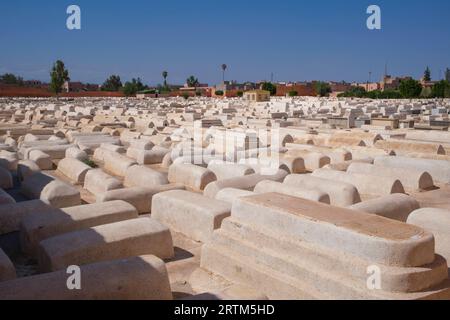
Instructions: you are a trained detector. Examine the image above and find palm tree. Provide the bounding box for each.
[162,71,168,88]
[186,75,199,88]
[221,64,227,83]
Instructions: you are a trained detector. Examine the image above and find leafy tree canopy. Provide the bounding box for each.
[102,75,122,92]
[431,80,450,98]
[261,82,277,95]
[399,79,422,98]
[122,78,147,96]
[314,81,332,97]
[50,60,70,95]
[423,66,431,82]
[186,76,200,88]
[0,73,24,85]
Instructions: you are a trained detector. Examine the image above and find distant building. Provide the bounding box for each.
[243,90,270,102]
[23,80,45,87]
[275,82,315,96]
[351,82,381,92]
[329,81,353,93]
[64,81,100,93]
[380,75,412,91]
[215,81,256,93]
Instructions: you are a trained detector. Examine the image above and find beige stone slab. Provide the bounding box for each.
[57,157,92,185]
[98,184,185,214]
[152,190,231,243]
[0,200,54,235]
[254,180,330,204]
[124,165,168,188]
[349,194,420,222]
[312,169,405,197]
[38,217,174,272]
[20,200,139,257]
[232,193,435,267]
[407,208,450,264]
[168,163,217,192]
[0,255,172,300]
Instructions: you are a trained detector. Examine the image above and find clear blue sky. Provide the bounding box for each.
[1,0,449,85]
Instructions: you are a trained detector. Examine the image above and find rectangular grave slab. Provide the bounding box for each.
[152,190,231,242]
[0,255,172,300]
[20,200,139,257]
[200,193,450,300]
[37,217,174,272]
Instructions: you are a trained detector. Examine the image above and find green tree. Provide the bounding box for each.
[221,64,227,82]
[0,73,24,85]
[122,78,146,96]
[288,90,298,97]
[337,86,366,98]
[162,71,168,88]
[399,79,422,98]
[186,76,199,88]
[423,66,431,82]
[261,82,277,95]
[431,80,450,98]
[102,75,122,91]
[237,91,244,97]
[381,90,402,99]
[215,90,224,96]
[50,60,70,96]
[314,81,332,97]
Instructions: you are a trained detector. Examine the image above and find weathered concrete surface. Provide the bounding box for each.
[407,208,450,264]
[203,169,288,198]
[57,157,92,185]
[207,161,255,180]
[103,151,137,177]
[168,163,217,192]
[0,200,53,235]
[283,174,361,207]
[312,169,405,197]
[17,160,41,181]
[83,169,123,195]
[20,200,139,257]
[98,184,185,214]
[0,255,172,300]
[254,180,330,204]
[347,162,434,191]
[200,193,450,299]
[21,173,81,208]
[124,165,168,188]
[28,150,53,170]
[152,190,231,243]
[349,194,420,222]
[215,188,256,204]
[38,217,174,272]
[374,156,450,184]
